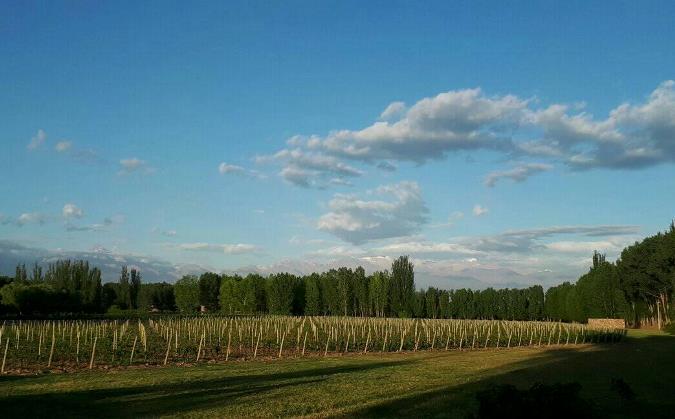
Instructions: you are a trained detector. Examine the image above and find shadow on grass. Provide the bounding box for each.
[1,334,674,418]
[341,334,675,419]
[0,359,414,418]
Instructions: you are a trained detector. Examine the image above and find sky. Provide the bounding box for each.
[2,0,675,288]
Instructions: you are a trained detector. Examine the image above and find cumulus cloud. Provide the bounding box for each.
[118,158,155,175]
[256,81,675,190]
[472,204,489,217]
[484,163,553,187]
[525,80,675,170]
[305,88,527,164]
[258,149,364,188]
[27,129,46,150]
[317,181,429,244]
[55,141,72,152]
[62,203,84,219]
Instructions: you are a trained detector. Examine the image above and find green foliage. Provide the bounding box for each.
[304,274,322,315]
[199,272,221,311]
[390,256,415,317]
[174,275,200,313]
[219,275,237,314]
[369,271,390,317]
[116,266,130,309]
[617,227,675,326]
[130,268,142,309]
[266,273,296,315]
[138,282,175,311]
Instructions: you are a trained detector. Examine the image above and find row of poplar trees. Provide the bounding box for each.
[174,256,546,321]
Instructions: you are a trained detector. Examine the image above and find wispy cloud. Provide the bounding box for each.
[15,212,47,226]
[27,129,46,150]
[176,242,259,254]
[152,227,177,237]
[55,141,72,152]
[484,163,553,187]
[118,158,156,175]
[472,205,489,217]
[218,162,266,179]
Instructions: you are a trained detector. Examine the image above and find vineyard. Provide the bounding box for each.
[0,316,625,373]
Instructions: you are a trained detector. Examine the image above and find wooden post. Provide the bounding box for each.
[130,336,137,364]
[1,338,9,374]
[89,336,97,370]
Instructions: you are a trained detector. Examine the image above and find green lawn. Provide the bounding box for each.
[0,330,673,418]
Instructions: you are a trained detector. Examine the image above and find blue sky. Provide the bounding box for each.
[2,1,675,287]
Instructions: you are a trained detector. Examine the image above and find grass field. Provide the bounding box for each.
[0,330,672,418]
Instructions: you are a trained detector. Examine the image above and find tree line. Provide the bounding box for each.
[545,222,675,328]
[1,222,673,326]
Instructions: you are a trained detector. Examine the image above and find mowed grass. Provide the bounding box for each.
[0,330,673,418]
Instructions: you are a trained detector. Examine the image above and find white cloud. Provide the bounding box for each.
[65,223,106,232]
[317,181,428,244]
[218,163,245,175]
[484,163,553,187]
[16,212,46,226]
[472,204,489,217]
[62,203,84,219]
[308,246,366,257]
[379,101,406,121]
[258,149,364,188]
[55,141,73,152]
[177,243,259,254]
[152,227,177,237]
[118,158,155,175]
[528,80,675,170]
[27,129,46,150]
[256,81,675,192]
[373,240,479,256]
[313,88,528,163]
[430,211,465,228]
[545,240,624,254]
[218,162,265,179]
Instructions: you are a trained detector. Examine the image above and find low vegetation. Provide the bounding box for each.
[0,330,671,418]
[0,316,623,373]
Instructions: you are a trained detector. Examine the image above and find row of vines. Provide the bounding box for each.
[0,316,625,372]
